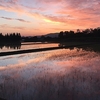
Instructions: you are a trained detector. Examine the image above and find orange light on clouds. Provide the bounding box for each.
[0,0,100,36]
[43,18,61,24]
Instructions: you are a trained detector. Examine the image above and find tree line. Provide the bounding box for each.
[0,33,21,43]
[23,27,100,42]
[1,27,100,43]
[58,27,100,42]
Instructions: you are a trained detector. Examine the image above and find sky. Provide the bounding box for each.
[0,0,100,36]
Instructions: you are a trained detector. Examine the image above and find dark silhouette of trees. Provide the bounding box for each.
[58,27,100,42]
[1,27,100,43]
[0,42,21,49]
[22,36,38,42]
[0,33,21,43]
[58,31,64,39]
[0,33,4,42]
[0,33,21,50]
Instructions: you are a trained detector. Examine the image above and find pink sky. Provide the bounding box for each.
[0,0,100,36]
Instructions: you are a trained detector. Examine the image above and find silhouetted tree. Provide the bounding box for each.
[58,31,64,39]
[58,27,100,42]
[0,33,21,43]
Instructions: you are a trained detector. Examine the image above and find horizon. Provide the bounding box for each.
[1,27,100,37]
[0,0,100,36]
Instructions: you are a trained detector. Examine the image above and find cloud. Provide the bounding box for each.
[0,2,26,14]
[5,0,19,4]
[16,18,30,23]
[0,0,45,20]
[59,0,100,16]
[0,16,13,20]
[31,0,100,28]
[0,16,30,23]
[0,0,100,21]
[44,14,76,22]
[36,0,63,4]
[48,0,100,28]
[0,24,26,30]
[0,0,100,35]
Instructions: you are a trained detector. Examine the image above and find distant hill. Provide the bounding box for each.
[43,33,59,38]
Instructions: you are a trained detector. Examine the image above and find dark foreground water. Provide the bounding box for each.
[0,44,100,100]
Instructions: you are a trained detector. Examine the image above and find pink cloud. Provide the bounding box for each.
[0,0,100,35]
[0,24,26,30]
[36,0,63,4]
[0,16,30,23]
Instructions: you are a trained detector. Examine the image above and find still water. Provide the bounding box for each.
[0,44,100,100]
[0,42,58,52]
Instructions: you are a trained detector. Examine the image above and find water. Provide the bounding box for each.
[0,44,100,100]
[0,42,58,52]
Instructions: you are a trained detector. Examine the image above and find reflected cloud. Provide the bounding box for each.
[0,48,100,100]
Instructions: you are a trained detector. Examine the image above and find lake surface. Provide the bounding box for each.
[0,44,100,100]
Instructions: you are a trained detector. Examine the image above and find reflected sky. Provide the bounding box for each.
[0,48,100,100]
[0,43,58,52]
[0,48,100,78]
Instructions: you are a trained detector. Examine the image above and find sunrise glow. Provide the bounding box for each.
[0,0,100,36]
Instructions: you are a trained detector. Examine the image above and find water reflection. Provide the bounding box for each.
[59,42,100,52]
[0,42,58,52]
[0,48,100,100]
[0,43,21,50]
